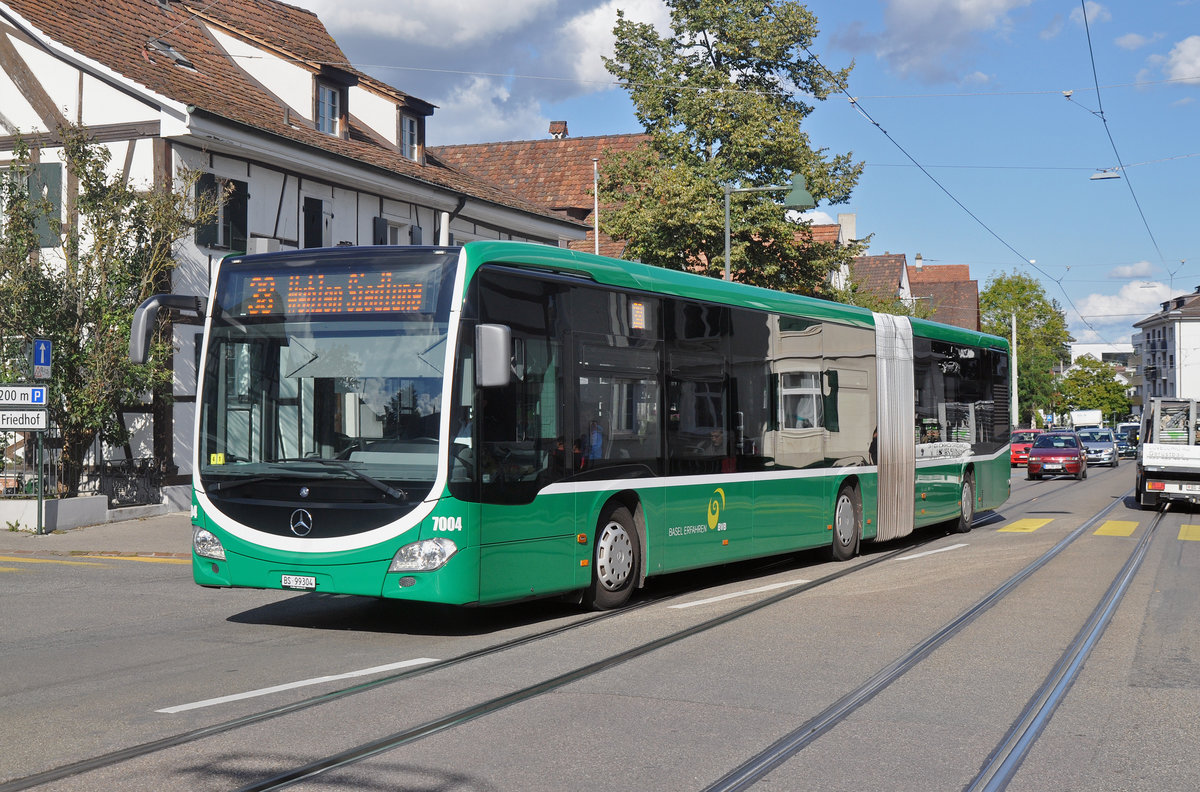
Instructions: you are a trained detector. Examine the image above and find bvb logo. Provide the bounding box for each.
[707,488,725,530]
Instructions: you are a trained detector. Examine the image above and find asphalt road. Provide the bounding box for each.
[2,462,1197,791]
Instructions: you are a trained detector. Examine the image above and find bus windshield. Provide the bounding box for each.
[198,249,459,499]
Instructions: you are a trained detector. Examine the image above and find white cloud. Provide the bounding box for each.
[559,0,672,90]
[1109,260,1154,278]
[1069,2,1111,27]
[283,1,671,142]
[1116,32,1161,51]
[1163,35,1200,84]
[294,0,556,46]
[1069,280,1171,339]
[864,0,1034,82]
[425,76,548,145]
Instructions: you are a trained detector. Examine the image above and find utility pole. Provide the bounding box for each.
[1011,312,1018,427]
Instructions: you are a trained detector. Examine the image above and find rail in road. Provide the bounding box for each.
[1,467,1193,791]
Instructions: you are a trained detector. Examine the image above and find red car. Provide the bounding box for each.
[1010,428,1043,467]
[1026,431,1087,480]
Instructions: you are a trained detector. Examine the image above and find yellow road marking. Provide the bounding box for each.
[78,555,189,565]
[0,566,25,572]
[999,518,1053,533]
[1180,525,1200,542]
[1095,520,1139,537]
[0,555,106,566]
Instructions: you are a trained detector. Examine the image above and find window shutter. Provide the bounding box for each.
[823,369,840,432]
[227,181,248,252]
[195,173,218,247]
[372,216,388,245]
[29,163,62,248]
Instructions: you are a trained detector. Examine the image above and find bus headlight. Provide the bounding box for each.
[193,527,226,560]
[389,538,457,572]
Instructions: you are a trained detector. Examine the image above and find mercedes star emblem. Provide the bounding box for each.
[289,508,313,537]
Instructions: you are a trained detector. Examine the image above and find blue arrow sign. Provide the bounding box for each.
[34,339,51,366]
[33,339,51,379]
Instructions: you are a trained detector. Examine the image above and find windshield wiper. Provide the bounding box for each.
[206,474,302,493]
[275,458,408,501]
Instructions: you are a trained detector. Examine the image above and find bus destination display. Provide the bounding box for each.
[239,271,425,316]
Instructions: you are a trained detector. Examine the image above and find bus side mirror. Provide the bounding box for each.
[129,294,207,364]
[476,323,512,388]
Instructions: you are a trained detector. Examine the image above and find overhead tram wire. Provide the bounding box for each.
[1079,0,1170,275]
[796,44,1114,345]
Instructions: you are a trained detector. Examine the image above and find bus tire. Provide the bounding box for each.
[952,473,975,534]
[586,504,640,610]
[831,485,861,562]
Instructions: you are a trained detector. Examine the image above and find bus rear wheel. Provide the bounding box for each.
[831,485,861,562]
[585,503,640,610]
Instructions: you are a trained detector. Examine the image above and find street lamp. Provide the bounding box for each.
[723,175,816,281]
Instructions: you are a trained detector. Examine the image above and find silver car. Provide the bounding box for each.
[1077,428,1118,468]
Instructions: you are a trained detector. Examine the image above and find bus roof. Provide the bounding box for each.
[462,240,1008,351]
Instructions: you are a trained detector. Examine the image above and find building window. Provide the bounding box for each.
[195,173,248,251]
[317,83,341,136]
[401,115,419,160]
[781,371,823,429]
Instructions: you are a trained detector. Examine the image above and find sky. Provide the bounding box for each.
[289,0,1200,349]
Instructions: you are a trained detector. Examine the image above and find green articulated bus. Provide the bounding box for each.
[130,241,1011,609]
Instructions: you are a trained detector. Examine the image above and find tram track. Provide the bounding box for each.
[224,486,1137,792]
[701,490,1142,791]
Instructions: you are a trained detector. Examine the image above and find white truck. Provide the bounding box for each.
[1135,398,1200,510]
[1069,408,1103,430]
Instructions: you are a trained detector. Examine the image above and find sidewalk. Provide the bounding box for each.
[0,511,192,558]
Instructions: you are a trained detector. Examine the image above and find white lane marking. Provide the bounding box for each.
[896,543,967,561]
[669,579,811,609]
[156,658,439,714]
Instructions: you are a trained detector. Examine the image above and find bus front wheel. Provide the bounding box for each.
[586,503,640,610]
[831,485,861,562]
[952,474,975,534]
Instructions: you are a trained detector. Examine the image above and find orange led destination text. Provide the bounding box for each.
[245,272,423,315]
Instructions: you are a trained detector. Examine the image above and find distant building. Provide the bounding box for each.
[907,255,979,331]
[432,123,648,258]
[1132,286,1200,401]
[844,251,980,331]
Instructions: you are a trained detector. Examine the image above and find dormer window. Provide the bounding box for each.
[401,114,420,161]
[317,82,343,136]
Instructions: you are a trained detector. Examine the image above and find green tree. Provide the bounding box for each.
[600,0,864,293]
[0,126,209,494]
[979,271,1072,427]
[1059,357,1130,420]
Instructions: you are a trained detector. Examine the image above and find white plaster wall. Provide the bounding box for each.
[249,167,287,240]
[350,86,397,146]
[0,66,44,131]
[9,35,78,127]
[208,27,311,123]
[80,72,158,125]
[331,186,358,245]
[1177,322,1200,398]
[173,400,195,474]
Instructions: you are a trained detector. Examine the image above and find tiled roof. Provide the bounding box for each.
[2,0,579,227]
[908,263,979,330]
[432,133,650,257]
[809,224,840,245]
[908,263,970,283]
[850,253,907,297]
